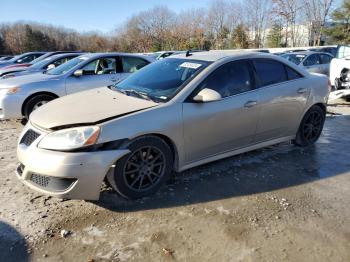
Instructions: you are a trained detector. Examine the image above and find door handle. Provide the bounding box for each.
[297,88,308,94]
[111,78,118,82]
[244,101,258,108]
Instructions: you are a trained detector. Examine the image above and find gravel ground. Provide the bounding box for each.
[1,99,350,262]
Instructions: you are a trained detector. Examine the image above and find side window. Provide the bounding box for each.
[81,57,117,75]
[121,57,149,73]
[285,66,303,80]
[254,59,287,86]
[53,57,73,67]
[196,60,254,98]
[16,55,33,63]
[303,54,320,66]
[319,54,332,64]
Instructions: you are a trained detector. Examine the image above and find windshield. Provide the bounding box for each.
[281,54,306,65]
[31,57,54,69]
[30,53,50,64]
[336,45,350,59]
[47,56,88,75]
[114,58,210,101]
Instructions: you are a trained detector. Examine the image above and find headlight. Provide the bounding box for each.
[6,86,20,94]
[38,126,100,151]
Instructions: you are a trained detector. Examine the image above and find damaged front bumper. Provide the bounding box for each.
[16,123,130,200]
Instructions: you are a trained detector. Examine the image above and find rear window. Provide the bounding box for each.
[319,54,332,64]
[285,66,303,80]
[253,59,287,86]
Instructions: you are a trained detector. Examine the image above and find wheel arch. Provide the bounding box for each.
[129,133,180,172]
[21,91,59,116]
[312,102,327,114]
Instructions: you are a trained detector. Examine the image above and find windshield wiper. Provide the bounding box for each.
[114,88,154,101]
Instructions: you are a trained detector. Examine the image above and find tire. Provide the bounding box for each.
[294,105,325,147]
[107,136,174,199]
[344,95,350,102]
[23,94,56,119]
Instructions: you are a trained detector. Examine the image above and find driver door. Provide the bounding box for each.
[65,57,122,95]
[182,60,260,164]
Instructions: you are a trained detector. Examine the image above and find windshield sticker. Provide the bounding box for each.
[180,62,202,69]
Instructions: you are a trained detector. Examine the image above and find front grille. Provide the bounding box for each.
[20,129,40,146]
[29,173,77,192]
[31,173,51,187]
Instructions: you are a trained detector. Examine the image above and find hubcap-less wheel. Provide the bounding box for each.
[301,111,323,143]
[33,100,48,111]
[294,105,325,147]
[108,136,173,199]
[124,146,165,192]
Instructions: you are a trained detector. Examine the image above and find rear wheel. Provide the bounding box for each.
[107,136,174,199]
[23,94,56,119]
[294,105,325,147]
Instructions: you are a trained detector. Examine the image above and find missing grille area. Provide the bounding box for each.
[16,163,25,177]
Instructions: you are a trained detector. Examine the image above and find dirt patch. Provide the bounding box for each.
[1,100,350,261]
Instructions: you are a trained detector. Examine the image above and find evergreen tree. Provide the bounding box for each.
[324,0,350,44]
[266,23,283,48]
[231,24,250,49]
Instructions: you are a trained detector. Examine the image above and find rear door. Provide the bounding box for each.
[182,60,260,164]
[65,56,121,94]
[119,56,150,80]
[303,54,322,74]
[253,59,309,142]
[319,53,333,76]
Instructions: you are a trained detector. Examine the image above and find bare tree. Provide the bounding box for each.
[243,0,273,48]
[273,0,301,47]
[304,0,334,46]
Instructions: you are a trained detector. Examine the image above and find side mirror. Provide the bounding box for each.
[192,88,222,103]
[47,64,55,70]
[73,69,83,77]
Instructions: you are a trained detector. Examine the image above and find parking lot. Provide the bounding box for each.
[0,100,348,262]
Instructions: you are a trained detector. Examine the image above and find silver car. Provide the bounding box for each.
[0,52,46,68]
[0,53,154,119]
[282,51,333,76]
[0,53,83,79]
[16,52,329,200]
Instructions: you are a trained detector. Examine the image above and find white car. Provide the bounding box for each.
[330,45,350,87]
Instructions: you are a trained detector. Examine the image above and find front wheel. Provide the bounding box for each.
[294,105,325,147]
[107,136,174,199]
[23,94,56,119]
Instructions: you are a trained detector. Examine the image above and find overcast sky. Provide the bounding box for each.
[0,0,210,33]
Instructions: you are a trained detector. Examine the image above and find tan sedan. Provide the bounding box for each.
[16,51,330,200]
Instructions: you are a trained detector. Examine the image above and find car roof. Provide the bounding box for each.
[79,52,155,62]
[285,51,332,56]
[169,50,279,62]
[46,53,84,59]
[82,52,151,58]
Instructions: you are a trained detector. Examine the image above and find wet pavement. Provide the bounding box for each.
[1,101,350,261]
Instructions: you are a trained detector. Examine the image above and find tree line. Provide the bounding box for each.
[0,0,349,55]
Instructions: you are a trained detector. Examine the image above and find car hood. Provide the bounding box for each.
[30,87,159,129]
[0,73,59,89]
[0,62,12,68]
[0,66,28,75]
